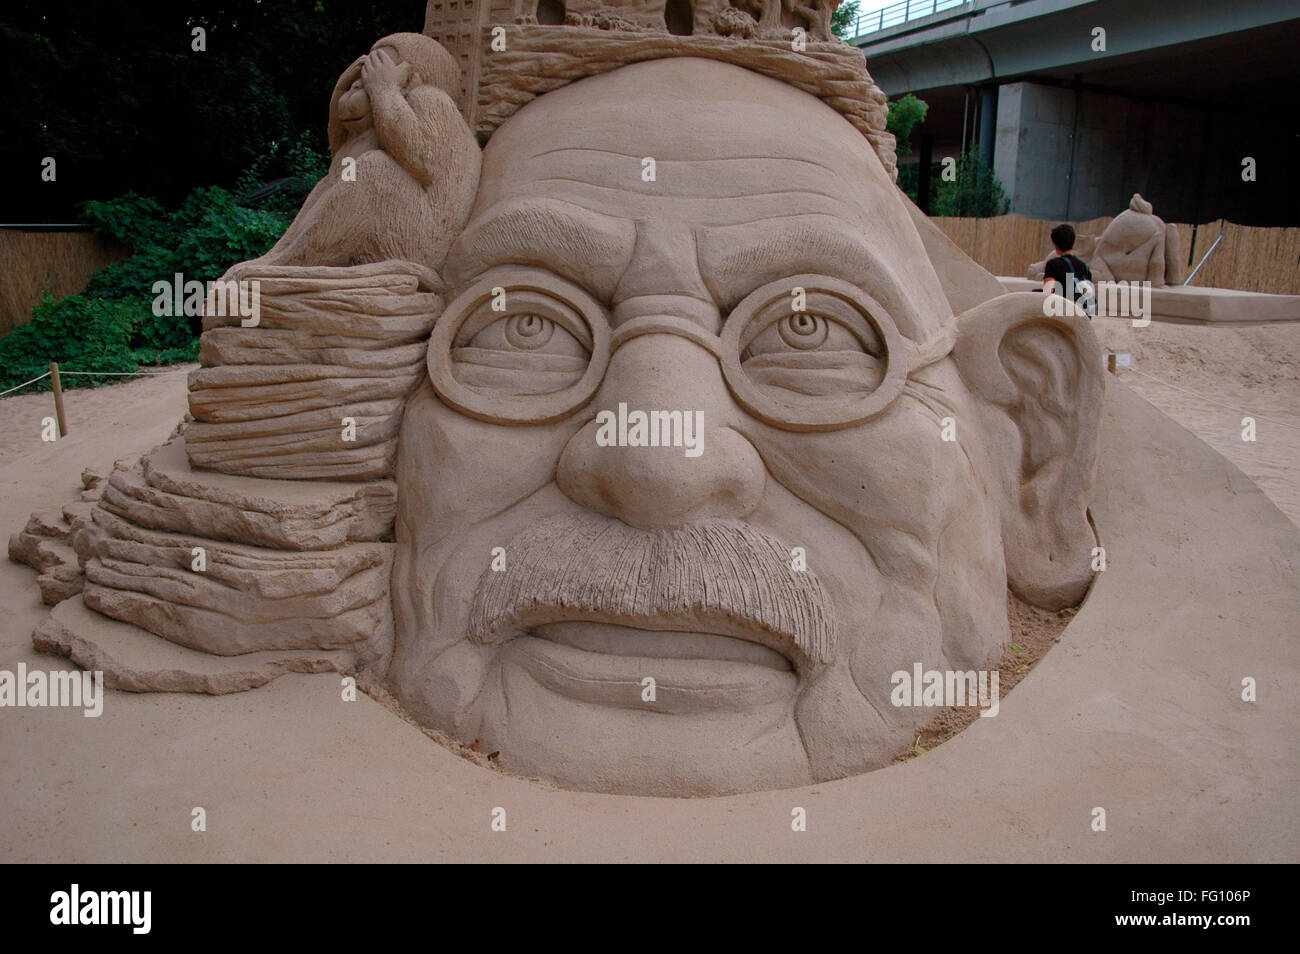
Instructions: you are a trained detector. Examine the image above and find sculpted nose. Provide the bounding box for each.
[556,335,766,529]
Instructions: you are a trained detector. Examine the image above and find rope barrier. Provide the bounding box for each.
[0,367,189,393]
[57,368,190,376]
[0,371,51,397]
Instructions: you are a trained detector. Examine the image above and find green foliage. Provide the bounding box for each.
[82,187,289,304]
[0,0,411,395]
[172,188,291,288]
[832,1,862,40]
[80,194,171,248]
[897,162,921,204]
[931,145,1010,218]
[0,150,315,393]
[2,0,427,221]
[887,94,929,159]
[0,294,140,392]
[234,131,332,217]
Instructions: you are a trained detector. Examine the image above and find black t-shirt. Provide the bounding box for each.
[1045,254,1092,298]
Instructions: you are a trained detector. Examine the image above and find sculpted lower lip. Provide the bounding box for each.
[533,621,792,670]
[504,628,798,712]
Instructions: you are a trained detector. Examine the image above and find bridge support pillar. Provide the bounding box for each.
[978,84,997,167]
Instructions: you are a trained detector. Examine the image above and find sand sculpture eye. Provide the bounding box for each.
[741,309,877,359]
[738,281,885,364]
[507,313,550,347]
[780,313,828,348]
[428,270,611,424]
[720,275,908,431]
[464,311,587,357]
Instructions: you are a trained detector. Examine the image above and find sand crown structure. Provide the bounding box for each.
[12,1,1110,796]
[425,0,898,176]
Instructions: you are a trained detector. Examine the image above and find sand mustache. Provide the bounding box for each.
[468,513,836,666]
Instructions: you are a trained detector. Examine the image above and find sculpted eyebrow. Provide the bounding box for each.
[450,200,635,299]
[699,217,912,321]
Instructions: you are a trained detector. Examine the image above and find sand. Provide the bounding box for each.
[0,368,193,470]
[1093,319,1300,525]
[1,340,1296,863]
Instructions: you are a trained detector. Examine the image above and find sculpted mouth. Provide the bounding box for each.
[497,615,801,712]
[466,514,837,670]
[504,624,799,713]
[528,620,792,671]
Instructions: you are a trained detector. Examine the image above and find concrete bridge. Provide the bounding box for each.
[849,0,1300,226]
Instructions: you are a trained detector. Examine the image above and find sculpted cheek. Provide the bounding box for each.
[738,399,963,580]
[397,380,579,537]
[390,382,579,708]
[741,394,1007,776]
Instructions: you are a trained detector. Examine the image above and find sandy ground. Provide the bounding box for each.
[0,340,1295,863]
[0,368,194,470]
[1093,319,1300,525]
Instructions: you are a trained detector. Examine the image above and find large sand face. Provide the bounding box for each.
[3,351,1295,861]
[386,60,1092,795]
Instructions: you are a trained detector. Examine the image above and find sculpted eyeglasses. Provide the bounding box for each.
[426,268,953,431]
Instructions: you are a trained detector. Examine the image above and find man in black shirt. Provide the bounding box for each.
[1043,223,1094,315]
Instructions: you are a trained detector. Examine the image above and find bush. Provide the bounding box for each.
[930,145,1010,218]
[0,140,327,395]
[233,131,331,217]
[898,162,920,204]
[0,294,140,392]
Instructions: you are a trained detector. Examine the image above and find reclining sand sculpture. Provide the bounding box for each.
[10,3,1110,796]
[1029,193,1183,287]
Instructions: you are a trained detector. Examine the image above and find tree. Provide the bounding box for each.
[1,0,427,222]
[832,0,861,40]
[886,93,928,158]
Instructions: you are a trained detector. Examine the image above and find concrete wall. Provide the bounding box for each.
[994,82,1075,220]
[995,82,1140,221]
[993,80,1283,224]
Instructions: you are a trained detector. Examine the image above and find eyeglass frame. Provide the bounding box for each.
[426,268,954,432]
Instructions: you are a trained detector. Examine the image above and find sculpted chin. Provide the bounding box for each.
[385,58,1105,796]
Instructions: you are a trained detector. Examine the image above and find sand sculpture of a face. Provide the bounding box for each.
[17,29,1105,798]
[387,58,1106,795]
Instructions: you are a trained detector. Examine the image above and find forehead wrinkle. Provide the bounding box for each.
[507,178,854,227]
[529,177,847,203]
[518,151,850,200]
[448,198,635,299]
[527,146,842,177]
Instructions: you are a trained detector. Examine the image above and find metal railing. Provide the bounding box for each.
[842,0,971,40]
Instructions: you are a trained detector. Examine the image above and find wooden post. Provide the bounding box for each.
[49,362,67,438]
[1107,354,1118,375]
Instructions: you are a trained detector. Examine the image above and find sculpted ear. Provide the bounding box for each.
[953,292,1106,609]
